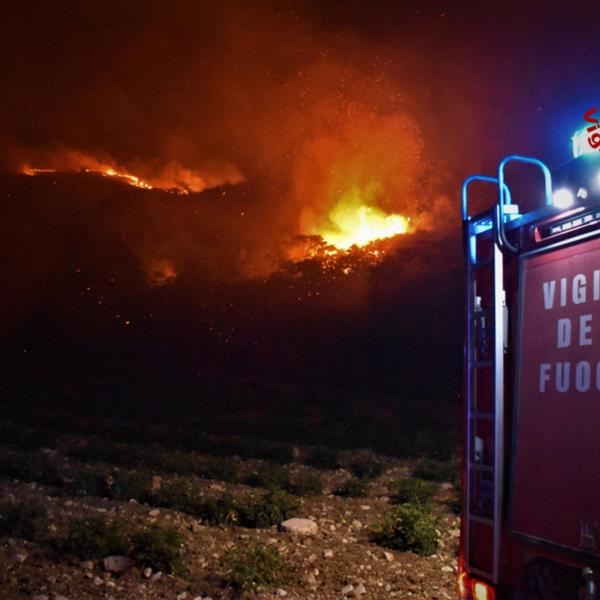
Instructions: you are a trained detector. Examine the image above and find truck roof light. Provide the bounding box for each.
[552,188,575,209]
[472,580,495,600]
[577,187,588,199]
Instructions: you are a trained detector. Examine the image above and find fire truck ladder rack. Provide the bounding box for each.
[461,157,553,584]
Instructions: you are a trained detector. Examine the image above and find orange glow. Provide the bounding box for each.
[311,185,412,250]
[472,580,495,600]
[19,149,244,194]
[24,165,164,193]
[457,571,470,598]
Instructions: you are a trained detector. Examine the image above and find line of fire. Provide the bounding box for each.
[2,2,600,599]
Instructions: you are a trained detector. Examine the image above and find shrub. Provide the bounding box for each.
[199,457,238,483]
[0,452,62,485]
[286,471,323,496]
[109,470,152,502]
[131,523,184,575]
[305,447,339,470]
[244,464,290,490]
[391,478,437,505]
[335,478,369,498]
[413,460,458,483]
[153,449,196,476]
[373,503,439,556]
[66,517,130,559]
[198,494,241,527]
[450,478,462,515]
[221,539,285,591]
[0,501,47,541]
[350,458,384,481]
[68,438,124,465]
[63,471,108,497]
[241,490,299,529]
[152,478,198,512]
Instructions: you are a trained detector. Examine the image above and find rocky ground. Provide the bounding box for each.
[0,411,460,600]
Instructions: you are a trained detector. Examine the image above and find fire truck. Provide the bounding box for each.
[459,127,600,600]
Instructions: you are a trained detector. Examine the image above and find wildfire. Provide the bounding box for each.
[19,149,244,194]
[23,165,164,193]
[313,186,412,250]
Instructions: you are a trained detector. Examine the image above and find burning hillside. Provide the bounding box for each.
[19,149,244,194]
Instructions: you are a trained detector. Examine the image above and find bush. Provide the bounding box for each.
[350,458,384,481]
[68,438,124,465]
[131,523,184,575]
[0,452,62,485]
[450,478,462,515]
[152,478,198,512]
[373,503,439,556]
[241,490,299,529]
[198,494,241,528]
[244,465,290,490]
[109,470,152,502]
[221,539,285,591]
[66,517,130,559]
[412,460,458,483]
[335,478,369,498]
[199,457,238,483]
[391,478,437,505]
[305,447,339,470]
[63,471,108,497]
[286,471,323,496]
[0,501,47,541]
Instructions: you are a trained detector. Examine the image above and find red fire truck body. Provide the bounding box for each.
[460,149,600,600]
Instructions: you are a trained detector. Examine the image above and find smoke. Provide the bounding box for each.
[0,1,458,242]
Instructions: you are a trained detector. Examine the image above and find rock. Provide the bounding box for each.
[148,508,160,517]
[142,567,153,578]
[351,519,363,530]
[279,518,319,535]
[324,550,334,558]
[384,551,394,562]
[441,482,454,490]
[94,576,104,586]
[442,565,454,573]
[151,571,163,582]
[354,584,367,596]
[176,593,188,600]
[341,584,354,596]
[103,555,133,573]
[12,552,28,563]
[190,520,202,533]
[302,572,317,586]
[82,560,94,570]
[276,589,287,597]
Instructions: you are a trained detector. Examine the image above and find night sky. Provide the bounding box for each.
[1,0,599,402]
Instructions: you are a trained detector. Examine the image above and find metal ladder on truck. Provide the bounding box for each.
[462,156,552,584]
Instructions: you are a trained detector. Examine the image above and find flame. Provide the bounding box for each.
[24,165,169,193]
[315,186,412,250]
[19,149,244,194]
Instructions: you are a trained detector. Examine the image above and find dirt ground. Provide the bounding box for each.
[0,413,460,600]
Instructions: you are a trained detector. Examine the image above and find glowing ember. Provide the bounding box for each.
[316,186,411,250]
